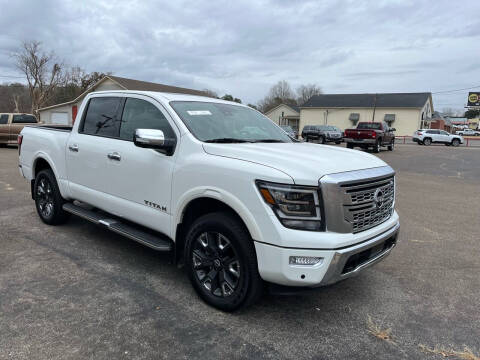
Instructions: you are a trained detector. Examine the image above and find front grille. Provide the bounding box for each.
[343,176,395,233]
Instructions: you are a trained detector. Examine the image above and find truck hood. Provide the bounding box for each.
[203,142,388,185]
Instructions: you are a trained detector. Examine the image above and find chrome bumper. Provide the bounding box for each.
[344,138,376,144]
[318,222,400,286]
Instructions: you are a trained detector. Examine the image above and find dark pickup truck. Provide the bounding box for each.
[344,122,395,153]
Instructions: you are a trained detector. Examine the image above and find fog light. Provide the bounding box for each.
[289,256,323,266]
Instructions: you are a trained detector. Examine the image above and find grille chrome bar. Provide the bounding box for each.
[320,166,396,233]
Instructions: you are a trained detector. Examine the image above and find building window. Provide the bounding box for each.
[349,113,360,125]
[384,114,395,126]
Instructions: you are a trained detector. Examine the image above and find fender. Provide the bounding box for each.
[172,186,263,242]
[31,152,70,199]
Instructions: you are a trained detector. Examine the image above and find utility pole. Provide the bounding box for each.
[372,93,377,122]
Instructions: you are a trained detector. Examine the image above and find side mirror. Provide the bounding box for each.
[390,128,396,132]
[134,129,175,155]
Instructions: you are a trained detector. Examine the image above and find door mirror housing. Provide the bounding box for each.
[390,128,396,132]
[134,129,175,155]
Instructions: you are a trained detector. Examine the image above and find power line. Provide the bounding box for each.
[432,85,480,94]
[0,75,24,78]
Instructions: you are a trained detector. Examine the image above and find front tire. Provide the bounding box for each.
[34,169,70,225]
[452,138,460,147]
[184,212,263,311]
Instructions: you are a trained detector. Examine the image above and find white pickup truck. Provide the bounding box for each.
[18,90,399,311]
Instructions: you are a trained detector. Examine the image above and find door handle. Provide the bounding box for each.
[69,144,79,152]
[107,152,121,161]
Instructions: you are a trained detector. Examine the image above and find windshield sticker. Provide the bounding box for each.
[187,110,212,116]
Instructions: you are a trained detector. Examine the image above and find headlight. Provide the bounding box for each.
[256,180,323,231]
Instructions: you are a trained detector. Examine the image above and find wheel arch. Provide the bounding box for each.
[173,190,262,264]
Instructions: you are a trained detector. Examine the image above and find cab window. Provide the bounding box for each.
[12,114,37,123]
[81,97,123,137]
[0,114,8,124]
[119,98,175,141]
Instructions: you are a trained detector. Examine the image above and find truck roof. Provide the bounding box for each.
[89,90,247,106]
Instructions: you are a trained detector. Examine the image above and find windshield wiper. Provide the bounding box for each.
[250,139,286,143]
[205,138,251,143]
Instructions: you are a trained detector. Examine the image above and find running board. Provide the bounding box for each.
[62,203,172,251]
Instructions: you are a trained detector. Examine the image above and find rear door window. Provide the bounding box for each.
[12,114,37,123]
[119,98,175,141]
[0,114,8,124]
[81,97,123,137]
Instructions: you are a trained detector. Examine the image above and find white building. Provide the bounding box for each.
[300,93,433,136]
[264,103,300,132]
[38,75,206,125]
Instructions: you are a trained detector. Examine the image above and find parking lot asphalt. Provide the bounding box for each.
[1,145,479,359]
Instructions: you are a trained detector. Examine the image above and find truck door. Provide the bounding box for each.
[102,95,178,235]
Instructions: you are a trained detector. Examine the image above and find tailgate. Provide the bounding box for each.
[345,129,376,139]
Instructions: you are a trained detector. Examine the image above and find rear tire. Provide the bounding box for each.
[347,143,354,149]
[373,139,381,153]
[320,136,326,144]
[388,140,394,151]
[335,141,341,144]
[184,212,263,312]
[34,169,70,225]
[423,138,432,146]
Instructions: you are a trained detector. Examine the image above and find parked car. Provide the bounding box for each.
[301,125,343,144]
[19,90,400,311]
[413,129,464,146]
[280,125,298,139]
[344,122,395,153]
[0,113,70,147]
[456,128,480,136]
[0,113,38,146]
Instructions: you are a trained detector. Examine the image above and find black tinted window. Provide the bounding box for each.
[119,98,175,141]
[12,114,37,123]
[357,122,381,130]
[426,130,439,134]
[0,114,8,124]
[82,97,123,137]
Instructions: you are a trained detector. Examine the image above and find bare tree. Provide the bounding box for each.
[296,84,322,105]
[258,80,297,113]
[14,41,65,114]
[202,89,218,98]
[269,80,295,101]
[442,107,463,117]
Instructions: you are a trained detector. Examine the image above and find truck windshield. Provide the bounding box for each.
[170,101,291,143]
[357,123,381,130]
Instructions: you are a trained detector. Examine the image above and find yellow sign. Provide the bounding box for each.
[469,93,478,103]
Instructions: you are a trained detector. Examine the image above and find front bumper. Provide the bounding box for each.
[254,221,399,287]
[344,138,376,145]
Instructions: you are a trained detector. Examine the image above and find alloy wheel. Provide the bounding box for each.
[192,232,241,297]
[37,177,54,219]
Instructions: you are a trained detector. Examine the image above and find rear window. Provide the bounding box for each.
[12,114,37,123]
[357,122,381,130]
[81,97,123,137]
[0,114,8,124]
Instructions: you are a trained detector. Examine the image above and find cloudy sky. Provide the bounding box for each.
[1,0,479,110]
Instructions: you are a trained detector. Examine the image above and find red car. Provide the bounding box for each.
[344,122,396,153]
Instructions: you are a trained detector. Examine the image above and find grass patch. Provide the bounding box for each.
[419,344,480,360]
[366,315,396,344]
